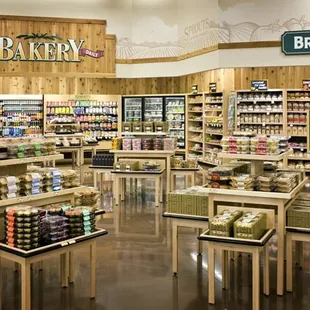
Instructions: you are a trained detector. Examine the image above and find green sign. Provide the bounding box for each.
[282,30,310,55]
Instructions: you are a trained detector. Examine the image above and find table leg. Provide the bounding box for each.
[222,250,229,290]
[72,151,76,170]
[21,260,31,310]
[155,177,160,207]
[121,178,125,201]
[93,170,97,188]
[185,175,188,189]
[296,241,304,269]
[69,252,75,284]
[277,201,285,296]
[60,254,68,288]
[100,173,104,195]
[170,173,174,192]
[208,244,215,304]
[264,244,270,296]
[115,176,120,205]
[0,258,2,310]
[172,220,178,274]
[160,175,163,203]
[38,261,43,271]
[197,228,203,255]
[167,156,171,197]
[191,173,195,187]
[90,241,97,299]
[286,233,293,292]
[252,248,260,310]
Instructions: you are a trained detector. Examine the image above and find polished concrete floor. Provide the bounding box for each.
[2,175,310,310]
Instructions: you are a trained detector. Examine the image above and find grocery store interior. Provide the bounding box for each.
[2,0,310,310]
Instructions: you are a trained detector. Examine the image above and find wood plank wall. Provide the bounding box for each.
[1,66,310,94]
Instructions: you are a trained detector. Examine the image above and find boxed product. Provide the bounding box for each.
[132,122,143,132]
[209,210,243,237]
[276,172,298,193]
[143,122,154,132]
[114,161,139,171]
[62,170,79,188]
[154,122,167,132]
[122,122,132,132]
[231,174,254,191]
[142,161,160,171]
[167,190,186,214]
[287,205,310,228]
[234,212,267,239]
[74,188,100,207]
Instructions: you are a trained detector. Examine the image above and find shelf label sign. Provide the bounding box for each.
[0,34,104,62]
[302,79,310,90]
[209,82,217,93]
[192,84,198,94]
[251,80,268,91]
[282,30,310,55]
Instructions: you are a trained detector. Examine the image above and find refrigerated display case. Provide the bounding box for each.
[165,96,185,148]
[123,97,143,122]
[122,95,186,149]
[144,97,164,121]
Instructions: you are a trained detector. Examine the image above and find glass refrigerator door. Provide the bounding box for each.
[144,97,164,122]
[124,98,142,122]
[165,96,185,148]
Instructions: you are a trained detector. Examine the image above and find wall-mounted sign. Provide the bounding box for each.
[251,80,268,91]
[0,34,104,62]
[192,84,198,94]
[282,30,310,55]
[302,80,310,90]
[209,82,217,93]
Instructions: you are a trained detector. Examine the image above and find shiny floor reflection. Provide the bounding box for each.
[2,177,310,310]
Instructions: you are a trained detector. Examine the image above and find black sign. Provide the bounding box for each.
[251,80,268,91]
[192,84,198,94]
[209,82,217,93]
[302,80,310,90]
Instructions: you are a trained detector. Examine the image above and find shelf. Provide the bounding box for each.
[238,99,283,103]
[289,146,307,150]
[205,141,221,146]
[197,160,218,166]
[237,110,283,114]
[239,122,283,126]
[169,128,184,131]
[205,102,223,104]
[188,119,203,122]
[189,130,203,133]
[288,123,307,126]
[205,131,223,135]
[188,110,203,113]
[205,109,223,112]
[287,99,310,102]
[166,112,184,114]
[287,111,308,113]
[0,186,87,208]
[217,151,290,161]
[188,139,203,144]
[0,154,64,167]
[167,120,184,122]
[188,102,203,105]
[188,149,203,153]
[110,150,177,155]
[290,135,308,137]
[288,157,310,161]
[121,132,167,136]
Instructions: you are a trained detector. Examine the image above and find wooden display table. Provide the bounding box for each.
[0,229,108,310]
[110,149,177,196]
[199,228,275,310]
[80,144,98,184]
[56,146,82,170]
[162,212,209,274]
[170,168,199,191]
[90,166,114,189]
[112,169,164,207]
[199,150,304,295]
[286,226,310,292]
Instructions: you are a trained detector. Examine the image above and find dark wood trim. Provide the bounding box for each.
[0,15,107,25]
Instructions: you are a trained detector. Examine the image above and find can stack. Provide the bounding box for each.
[132,138,142,151]
[153,138,163,150]
[122,138,132,150]
[141,138,153,150]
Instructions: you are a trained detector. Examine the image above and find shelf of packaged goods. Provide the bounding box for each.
[205,150,220,154]
[121,132,167,136]
[217,150,291,161]
[288,157,310,161]
[189,130,203,133]
[205,109,223,112]
[205,101,223,104]
[47,113,74,116]
[290,135,308,137]
[289,146,307,150]
[166,111,184,114]
[47,105,117,108]
[167,120,185,122]
[169,128,185,131]
[188,119,203,122]
[205,141,221,146]
[0,154,64,167]
[198,178,308,200]
[47,123,78,126]
[205,131,223,135]
[188,102,203,105]
[188,140,203,144]
[145,110,163,113]
[110,149,177,155]
[238,122,283,126]
[237,99,283,103]
[287,99,310,102]
[237,110,283,114]
[287,111,309,113]
[288,123,307,126]
[166,104,184,108]
[0,186,87,208]
[45,133,84,138]
[188,149,203,153]
[198,160,218,166]
[188,110,203,113]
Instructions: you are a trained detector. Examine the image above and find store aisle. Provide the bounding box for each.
[1,179,310,310]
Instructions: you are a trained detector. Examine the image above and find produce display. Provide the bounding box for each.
[4,203,99,250]
[221,134,289,155]
[113,161,139,171]
[167,186,208,216]
[142,161,161,171]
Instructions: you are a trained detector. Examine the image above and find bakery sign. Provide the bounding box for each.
[282,30,310,55]
[0,33,104,62]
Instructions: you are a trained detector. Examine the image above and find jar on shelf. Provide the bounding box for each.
[288,102,293,110]
[293,102,299,111]
[298,126,304,135]
[265,125,270,135]
[270,114,275,123]
[270,127,275,135]
[275,126,280,135]
[305,102,310,110]
[257,115,262,123]
[304,127,308,135]
[274,114,279,123]
[292,127,298,135]
[265,115,271,123]
[299,103,305,111]
[288,114,294,123]
[262,114,266,123]
[300,114,307,123]
[287,127,292,135]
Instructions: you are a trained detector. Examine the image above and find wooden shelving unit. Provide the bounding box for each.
[235,89,286,136]
[186,93,204,158]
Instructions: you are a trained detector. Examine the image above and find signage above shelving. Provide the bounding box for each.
[250,80,268,91]
[282,30,310,55]
[209,83,217,93]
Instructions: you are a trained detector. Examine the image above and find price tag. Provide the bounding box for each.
[18,197,25,203]
[253,101,256,104]
[61,242,69,247]
[68,240,76,245]
[290,124,293,127]
[262,123,266,127]
[267,112,270,115]
[55,191,60,196]
[271,100,275,104]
